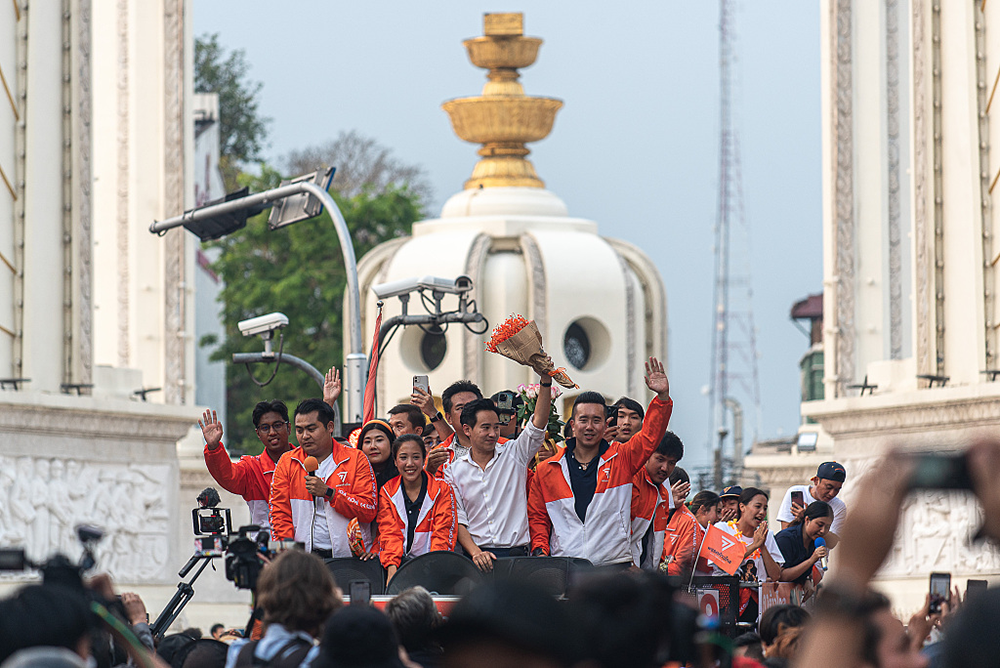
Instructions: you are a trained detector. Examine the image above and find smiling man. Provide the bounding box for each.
[200,401,292,531]
[528,358,673,567]
[269,398,377,558]
[776,461,848,548]
[629,431,684,570]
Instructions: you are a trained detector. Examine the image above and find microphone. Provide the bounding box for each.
[814,536,828,570]
[304,456,319,476]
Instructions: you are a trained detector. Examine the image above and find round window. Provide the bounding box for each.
[420,326,447,371]
[564,322,591,370]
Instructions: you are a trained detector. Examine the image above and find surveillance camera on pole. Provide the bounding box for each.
[238,312,288,356]
[369,274,488,351]
[372,275,474,300]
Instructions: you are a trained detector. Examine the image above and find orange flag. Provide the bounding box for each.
[362,303,383,424]
[699,524,746,575]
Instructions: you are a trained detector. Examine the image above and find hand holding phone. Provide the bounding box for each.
[929,572,951,614]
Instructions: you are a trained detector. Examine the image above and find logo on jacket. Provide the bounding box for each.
[337,471,348,484]
[601,466,611,482]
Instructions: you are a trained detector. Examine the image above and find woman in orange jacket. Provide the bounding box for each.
[377,434,458,582]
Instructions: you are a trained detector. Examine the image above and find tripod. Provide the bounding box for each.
[150,551,219,639]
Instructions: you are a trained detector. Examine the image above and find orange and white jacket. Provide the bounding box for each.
[376,474,457,568]
[629,468,673,570]
[662,503,702,576]
[269,443,377,556]
[528,397,673,566]
[204,443,280,530]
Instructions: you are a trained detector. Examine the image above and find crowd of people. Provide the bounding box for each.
[5,356,1000,668]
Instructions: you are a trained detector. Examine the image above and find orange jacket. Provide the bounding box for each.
[204,443,281,530]
[376,474,457,568]
[269,443,377,556]
[527,397,673,566]
[629,468,672,570]
[662,504,701,576]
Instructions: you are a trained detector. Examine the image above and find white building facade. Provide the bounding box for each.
[746,0,1000,612]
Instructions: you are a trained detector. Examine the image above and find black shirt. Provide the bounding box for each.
[403,473,428,554]
[565,439,610,522]
[374,460,399,492]
[774,523,815,585]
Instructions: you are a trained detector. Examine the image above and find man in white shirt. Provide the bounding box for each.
[444,372,553,572]
[775,461,848,547]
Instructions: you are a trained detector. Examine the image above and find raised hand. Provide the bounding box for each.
[411,387,437,418]
[644,357,670,400]
[199,409,223,449]
[323,367,342,406]
[751,519,769,550]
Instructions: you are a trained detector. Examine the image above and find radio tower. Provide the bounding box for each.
[707,0,762,490]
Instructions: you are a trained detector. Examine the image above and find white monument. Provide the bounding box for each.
[745,0,1000,613]
[352,13,668,413]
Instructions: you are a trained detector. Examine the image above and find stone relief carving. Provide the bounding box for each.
[843,458,1000,578]
[886,0,903,360]
[163,0,186,404]
[0,456,172,582]
[834,0,856,396]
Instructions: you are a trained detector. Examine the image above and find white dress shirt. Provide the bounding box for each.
[444,421,545,548]
[310,454,336,550]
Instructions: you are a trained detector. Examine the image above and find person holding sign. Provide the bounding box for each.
[709,487,786,623]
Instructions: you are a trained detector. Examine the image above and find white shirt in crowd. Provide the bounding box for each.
[444,421,545,548]
[310,454,336,550]
[775,484,847,534]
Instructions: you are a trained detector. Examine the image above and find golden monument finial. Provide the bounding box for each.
[442,13,563,189]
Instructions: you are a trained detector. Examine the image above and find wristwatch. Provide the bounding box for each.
[431,411,444,423]
[324,487,333,499]
[540,381,552,387]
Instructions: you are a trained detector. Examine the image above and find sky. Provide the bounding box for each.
[195,1,823,474]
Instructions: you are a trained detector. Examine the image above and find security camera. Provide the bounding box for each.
[372,277,423,300]
[372,275,475,300]
[238,312,289,338]
[418,275,474,295]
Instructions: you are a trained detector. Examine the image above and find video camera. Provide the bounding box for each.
[0,524,105,588]
[190,487,302,591]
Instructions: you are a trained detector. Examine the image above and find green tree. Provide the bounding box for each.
[195,33,270,190]
[209,164,425,454]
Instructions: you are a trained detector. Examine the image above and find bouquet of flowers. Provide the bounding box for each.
[485,315,578,389]
[517,382,565,445]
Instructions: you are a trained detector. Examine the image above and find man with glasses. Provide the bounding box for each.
[199,400,293,531]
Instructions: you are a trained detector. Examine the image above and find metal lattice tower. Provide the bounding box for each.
[707,0,762,490]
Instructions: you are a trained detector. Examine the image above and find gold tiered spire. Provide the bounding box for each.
[442,13,563,189]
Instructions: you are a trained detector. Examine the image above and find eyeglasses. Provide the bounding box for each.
[256,422,289,434]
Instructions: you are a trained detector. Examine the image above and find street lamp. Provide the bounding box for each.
[149,168,367,423]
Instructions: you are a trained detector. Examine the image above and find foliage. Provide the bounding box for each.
[284,130,433,204]
[195,33,270,190]
[208,164,425,454]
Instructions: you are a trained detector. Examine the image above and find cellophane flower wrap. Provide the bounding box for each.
[485,315,578,389]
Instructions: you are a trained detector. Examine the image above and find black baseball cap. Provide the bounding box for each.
[816,461,846,483]
[719,485,743,499]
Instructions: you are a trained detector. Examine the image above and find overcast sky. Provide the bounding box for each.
[195,1,822,474]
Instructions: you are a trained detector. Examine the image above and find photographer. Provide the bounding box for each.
[227,550,341,668]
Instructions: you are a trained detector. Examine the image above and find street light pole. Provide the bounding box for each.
[150,180,366,423]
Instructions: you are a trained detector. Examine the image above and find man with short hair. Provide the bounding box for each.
[629,431,683,570]
[200,401,292,531]
[387,404,426,437]
[611,397,645,443]
[528,358,672,567]
[776,461,848,547]
[269,399,377,557]
[413,380,484,477]
[444,373,552,572]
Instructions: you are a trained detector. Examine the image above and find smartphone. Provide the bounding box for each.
[967,579,988,603]
[908,452,973,491]
[413,375,429,394]
[929,572,951,614]
[605,404,618,427]
[194,536,225,558]
[790,490,805,507]
[349,580,371,606]
[496,391,514,425]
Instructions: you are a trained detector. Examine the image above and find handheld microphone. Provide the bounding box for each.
[304,456,319,476]
[814,536,828,570]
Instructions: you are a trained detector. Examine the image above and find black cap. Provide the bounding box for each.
[316,606,405,668]
[719,485,743,499]
[816,462,846,483]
